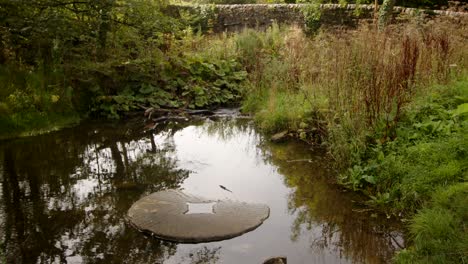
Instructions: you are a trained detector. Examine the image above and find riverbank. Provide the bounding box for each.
[238,24,467,263]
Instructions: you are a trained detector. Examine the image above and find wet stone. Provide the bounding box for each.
[127,190,270,243]
[263,256,287,264]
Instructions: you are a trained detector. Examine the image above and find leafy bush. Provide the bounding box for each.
[0,0,249,135]
[339,78,468,211]
[92,55,247,119]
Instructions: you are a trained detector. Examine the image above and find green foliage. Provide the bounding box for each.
[301,2,323,34]
[177,4,218,33]
[234,24,284,70]
[250,91,315,133]
[0,0,248,135]
[339,78,468,211]
[92,55,246,119]
[330,77,468,263]
[333,78,468,263]
[237,22,466,262]
[238,24,329,142]
[0,0,180,136]
[395,183,468,263]
[379,0,396,29]
[0,63,79,137]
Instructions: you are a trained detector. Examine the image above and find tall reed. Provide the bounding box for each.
[237,21,466,166]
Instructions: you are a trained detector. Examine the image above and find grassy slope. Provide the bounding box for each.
[367,78,467,263]
[392,79,467,263]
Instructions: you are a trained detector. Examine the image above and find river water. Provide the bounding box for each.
[0,115,404,264]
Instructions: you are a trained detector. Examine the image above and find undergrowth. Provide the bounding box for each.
[364,79,467,263]
[0,2,247,138]
[396,183,468,263]
[0,65,80,138]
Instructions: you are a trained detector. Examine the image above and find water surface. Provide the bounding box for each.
[0,117,403,263]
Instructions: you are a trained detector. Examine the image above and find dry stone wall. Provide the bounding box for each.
[169,4,468,32]
[213,4,375,31]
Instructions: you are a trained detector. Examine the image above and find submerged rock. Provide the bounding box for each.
[263,256,287,264]
[127,190,270,243]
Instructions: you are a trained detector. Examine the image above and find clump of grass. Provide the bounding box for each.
[395,183,468,263]
[255,91,313,133]
[360,76,468,209]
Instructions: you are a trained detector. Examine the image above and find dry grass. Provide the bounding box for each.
[235,20,467,164]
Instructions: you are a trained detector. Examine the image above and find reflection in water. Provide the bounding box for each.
[264,142,404,263]
[0,117,403,263]
[181,246,221,264]
[0,121,187,263]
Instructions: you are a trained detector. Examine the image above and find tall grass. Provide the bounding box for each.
[236,21,466,166]
[396,183,468,263]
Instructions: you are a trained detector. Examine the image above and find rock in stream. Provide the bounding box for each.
[127,189,270,243]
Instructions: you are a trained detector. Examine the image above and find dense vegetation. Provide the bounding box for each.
[234,22,467,263]
[1,0,467,263]
[0,0,245,138]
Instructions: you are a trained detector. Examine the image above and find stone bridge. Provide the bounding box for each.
[168,4,468,32]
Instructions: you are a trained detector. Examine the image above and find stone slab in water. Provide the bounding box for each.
[127,190,270,243]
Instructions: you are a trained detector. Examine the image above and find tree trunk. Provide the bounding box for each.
[97,0,114,61]
[378,0,396,30]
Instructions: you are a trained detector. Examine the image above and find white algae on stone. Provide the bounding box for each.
[127,190,270,243]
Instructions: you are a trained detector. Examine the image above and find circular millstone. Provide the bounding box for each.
[127,190,270,243]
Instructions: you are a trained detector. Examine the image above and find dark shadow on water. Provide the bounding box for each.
[0,119,188,263]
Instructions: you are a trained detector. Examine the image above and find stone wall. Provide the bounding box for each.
[213,4,375,31]
[169,4,468,32]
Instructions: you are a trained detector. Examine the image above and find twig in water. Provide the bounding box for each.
[286,159,313,163]
[219,185,232,193]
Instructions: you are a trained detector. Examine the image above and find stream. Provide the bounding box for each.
[0,114,404,264]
